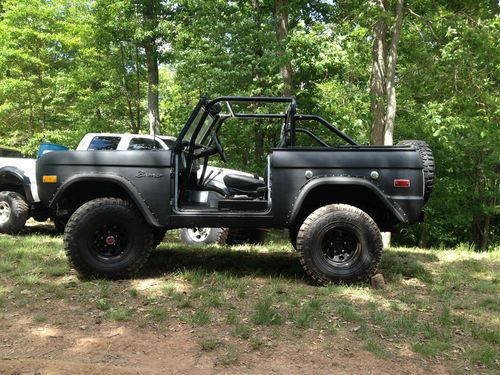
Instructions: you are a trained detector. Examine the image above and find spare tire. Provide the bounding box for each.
[398,140,435,203]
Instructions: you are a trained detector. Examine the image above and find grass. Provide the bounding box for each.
[104,308,134,321]
[217,343,239,366]
[363,338,392,359]
[252,296,285,326]
[183,309,211,326]
[199,334,219,351]
[0,229,499,373]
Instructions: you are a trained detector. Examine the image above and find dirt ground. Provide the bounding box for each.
[0,306,449,375]
[6,224,488,374]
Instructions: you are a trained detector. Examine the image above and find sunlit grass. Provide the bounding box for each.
[0,230,499,372]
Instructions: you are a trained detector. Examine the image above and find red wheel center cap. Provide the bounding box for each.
[105,236,116,245]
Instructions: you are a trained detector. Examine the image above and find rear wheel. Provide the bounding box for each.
[288,226,300,250]
[179,227,228,246]
[0,191,29,234]
[297,204,382,285]
[64,198,153,279]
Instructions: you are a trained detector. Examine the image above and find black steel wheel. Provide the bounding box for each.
[64,197,153,279]
[297,204,383,285]
[0,191,29,234]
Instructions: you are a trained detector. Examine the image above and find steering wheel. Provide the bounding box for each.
[210,131,227,163]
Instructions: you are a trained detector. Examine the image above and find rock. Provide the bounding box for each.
[371,273,386,289]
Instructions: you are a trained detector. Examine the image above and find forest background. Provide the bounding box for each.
[0,0,498,249]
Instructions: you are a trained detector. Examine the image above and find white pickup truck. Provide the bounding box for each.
[0,136,265,244]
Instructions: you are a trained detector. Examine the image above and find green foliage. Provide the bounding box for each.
[0,0,497,248]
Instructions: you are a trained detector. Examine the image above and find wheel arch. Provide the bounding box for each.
[50,174,161,227]
[0,167,33,201]
[288,177,407,231]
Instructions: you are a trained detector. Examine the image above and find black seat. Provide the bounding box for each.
[223,174,266,196]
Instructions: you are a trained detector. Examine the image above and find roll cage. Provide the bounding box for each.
[173,95,358,169]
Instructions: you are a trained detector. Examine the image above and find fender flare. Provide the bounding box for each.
[49,174,161,227]
[0,166,34,202]
[287,176,407,225]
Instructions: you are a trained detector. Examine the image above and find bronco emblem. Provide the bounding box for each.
[135,170,163,178]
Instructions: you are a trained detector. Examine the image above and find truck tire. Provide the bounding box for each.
[0,191,29,234]
[152,228,167,249]
[398,140,435,203]
[226,229,266,245]
[180,227,228,246]
[288,226,300,250]
[296,204,383,285]
[64,198,153,279]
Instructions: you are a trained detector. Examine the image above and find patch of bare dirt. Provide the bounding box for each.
[0,310,449,375]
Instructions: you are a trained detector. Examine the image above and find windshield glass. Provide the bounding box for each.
[182,106,215,146]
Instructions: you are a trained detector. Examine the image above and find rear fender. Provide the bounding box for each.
[288,176,408,226]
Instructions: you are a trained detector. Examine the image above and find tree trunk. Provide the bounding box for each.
[253,0,265,161]
[370,0,387,145]
[28,96,34,135]
[419,224,428,248]
[480,214,490,251]
[384,0,404,146]
[120,44,138,133]
[275,0,293,96]
[142,0,160,135]
[135,46,141,133]
[254,125,264,161]
[145,44,160,135]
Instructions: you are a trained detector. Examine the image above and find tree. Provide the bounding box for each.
[369,0,404,146]
[275,0,293,96]
[138,0,161,135]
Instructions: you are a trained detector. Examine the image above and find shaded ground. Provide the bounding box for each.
[0,224,498,374]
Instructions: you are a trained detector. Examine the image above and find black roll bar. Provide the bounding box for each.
[294,114,358,146]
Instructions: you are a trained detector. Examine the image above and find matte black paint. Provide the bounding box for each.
[36,96,429,233]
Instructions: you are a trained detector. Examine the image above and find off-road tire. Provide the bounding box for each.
[153,228,167,249]
[64,197,153,279]
[0,191,29,234]
[226,229,266,245]
[288,226,300,250]
[296,204,383,285]
[398,140,435,203]
[179,227,228,246]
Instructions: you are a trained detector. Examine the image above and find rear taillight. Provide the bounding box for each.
[394,179,410,188]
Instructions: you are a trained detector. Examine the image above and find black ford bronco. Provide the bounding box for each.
[36,96,434,284]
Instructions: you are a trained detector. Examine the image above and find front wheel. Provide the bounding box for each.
[296,204,383,285]
[0,191,29,234]
[64,198,153,279]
